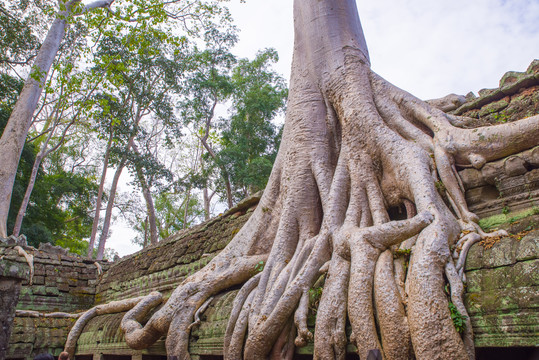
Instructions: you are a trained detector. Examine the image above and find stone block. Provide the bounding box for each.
[482,238,515,268]
[516,231,539,261]
[459,168,486,189]
[32,275,45,285]
[481,266,514,290]
[465,270,482,293]
[512,259,539,288]
[465,242,484,271]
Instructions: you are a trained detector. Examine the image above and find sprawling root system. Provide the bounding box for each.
[115,51,538,359]
[91,2,539,359]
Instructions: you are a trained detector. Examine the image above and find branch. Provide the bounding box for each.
[77,0,114,15]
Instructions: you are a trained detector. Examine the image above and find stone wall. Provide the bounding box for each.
[464,229,539,348]
[1,244,108,358]
[452,60,539,218]
[95,196,257,304]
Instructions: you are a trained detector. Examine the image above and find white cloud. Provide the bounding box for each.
[228,0,539,99]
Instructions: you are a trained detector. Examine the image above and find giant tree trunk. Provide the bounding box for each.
[115,1,539,359]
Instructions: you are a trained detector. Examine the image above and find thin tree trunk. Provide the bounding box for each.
[95,104,142,259]
[95,157,126,260]
[200,137,234,209]
[0,0,113,238]
[87,130,113,257]
[203,187,211,221]
[132,144,158,245]
[143,216,149,248]
[12,151,44,237]
[182,186,191,229]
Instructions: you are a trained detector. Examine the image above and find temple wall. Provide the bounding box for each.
[0,244,108,358]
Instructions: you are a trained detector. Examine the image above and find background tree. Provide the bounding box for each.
[0,0,115,237]
[217,49,287,202]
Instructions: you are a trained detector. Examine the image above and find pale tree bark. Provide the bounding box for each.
[95,104,145,259]
[87,130,113,257]
[12,77,98,237]
[66,0,539,358]
[0,0,113,238]
[199,96,234,210]
[132,143,159,246]
[95,156,126,260]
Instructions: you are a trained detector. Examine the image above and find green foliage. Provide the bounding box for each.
[2,72,96,253]
[0,3,40,67]
[394,248,412,257]
[217,49,288,202]
[9,170,98,251]
[254,260,265,273]
[308,286,323,314]
[448,302,467,333]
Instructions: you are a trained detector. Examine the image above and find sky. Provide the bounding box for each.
[108,0,539,257]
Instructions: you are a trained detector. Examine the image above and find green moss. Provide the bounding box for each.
[479,207,539,231]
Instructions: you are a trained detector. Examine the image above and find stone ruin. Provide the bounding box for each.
[1,61,539,360]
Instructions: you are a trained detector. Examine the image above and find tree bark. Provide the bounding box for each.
[0,11,68,238]
[95,157,125,260]
[87,130,113,257]
[0,0,114,238]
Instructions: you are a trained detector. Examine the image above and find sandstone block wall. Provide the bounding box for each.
[452,60,539,218]
[0,245,108,358]
[464,231,539,348]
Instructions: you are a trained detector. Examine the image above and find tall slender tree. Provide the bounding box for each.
[0,0,114,237]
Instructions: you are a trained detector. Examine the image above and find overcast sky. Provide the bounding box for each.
[109,0,539,257]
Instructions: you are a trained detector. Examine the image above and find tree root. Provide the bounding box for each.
[15,310,82,318]
[65,292,163,357]
[14,245,33,285]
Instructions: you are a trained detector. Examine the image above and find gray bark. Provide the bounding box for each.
[0,13,68,238]
[95,157,126,260]
[132,143,158,245]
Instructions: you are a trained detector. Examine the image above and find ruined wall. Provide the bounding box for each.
[452,60,539,218]
[1,243,108,358]
[464,228,539,348]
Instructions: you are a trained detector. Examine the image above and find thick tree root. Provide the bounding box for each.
[14,245,34,285]
[65,292,163,357]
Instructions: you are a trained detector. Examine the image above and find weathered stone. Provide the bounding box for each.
[481,162,503,185]
[515,231,539,261]
[512,259,539,288]
[459,168,486,189]
[504,156,528,177]
[527,59,539,75]
[478,99,509,117]
[482,237,515,268]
